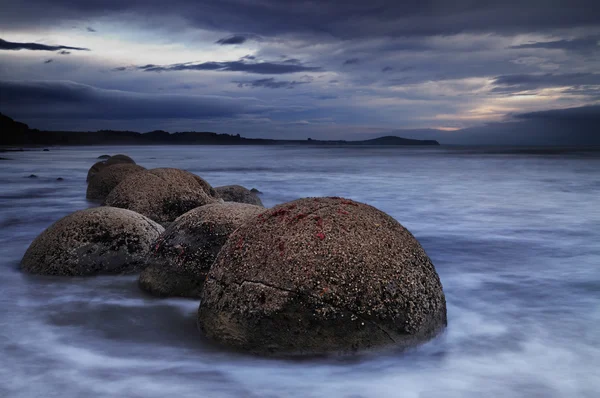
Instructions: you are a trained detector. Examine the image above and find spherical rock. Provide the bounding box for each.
[198,197,447,356]
[139,203,265,298]
[86,163,146,201]
[105,154,135,166]
[20,207,164,276]
[87,161,108,182]
[215,185,264,207]
[104,168,220,225]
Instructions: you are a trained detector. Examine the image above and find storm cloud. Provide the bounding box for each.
[233,78,310,89]
[0,80,269,120]
[133,60,322,74]
[0,38,89,52]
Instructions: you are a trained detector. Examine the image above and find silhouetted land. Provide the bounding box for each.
[0,113,439,147]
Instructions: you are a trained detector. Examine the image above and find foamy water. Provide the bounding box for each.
[1,145,599,397]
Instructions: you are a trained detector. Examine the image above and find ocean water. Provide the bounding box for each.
[0,145,599,398]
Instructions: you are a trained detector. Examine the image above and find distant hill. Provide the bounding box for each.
[0,113,440,147]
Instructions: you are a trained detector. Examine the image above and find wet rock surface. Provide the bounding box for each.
[215,185,264,207]
[198,197,447,356]
[20,207,164,276]
[86,163,146,201]
[104,168,220,224]
[139,202,265,298]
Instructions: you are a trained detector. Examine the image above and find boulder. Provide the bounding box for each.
[139,203,265,298]
[86,163,146,201]
[97,154,111,159]
[104,168,220,225]
[86,161,109,182]
[215,185,264,207]
[20,207,164,276]
[198,197,447,356]
[105,154,135,166]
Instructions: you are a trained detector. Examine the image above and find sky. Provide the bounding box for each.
[1,0,600,144]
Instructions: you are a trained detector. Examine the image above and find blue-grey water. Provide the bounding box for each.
[0,146,599,397]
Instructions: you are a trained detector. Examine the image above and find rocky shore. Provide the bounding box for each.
[19,153,447,356]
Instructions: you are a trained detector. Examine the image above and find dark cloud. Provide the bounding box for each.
[87,26,97,32]
[133,59,322,74]
[58,50,71,55]
[515,104,600,121]
[2,1,598,38]
[44,59,53,64]
[510,35,600,52]
[343,58,360,65]
[233,78,309,89]
[492,73,600,93]
[112,66,128,71]
[216,34,250,45]
[0,80,269,120]
[382,66,393,72]
[0,38,89,52]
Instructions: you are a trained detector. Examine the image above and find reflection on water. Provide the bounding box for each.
[0,146,599,397]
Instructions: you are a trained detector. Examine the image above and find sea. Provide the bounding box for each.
[0,145,599,397]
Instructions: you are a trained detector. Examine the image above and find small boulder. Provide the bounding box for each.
[139,203,265,298]
[56,177,64,181]
[104,168,220,224]
[250,188,262,194]
[87,161,108,182]
[20,207,164,276]
[198,197,447,356]
[43,149,49,152]
[215,185,264,207]
[27,174,38,178]
[86,163,146,201]
[105,154,135,166]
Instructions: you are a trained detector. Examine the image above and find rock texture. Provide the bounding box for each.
[20,207,164,276]
[104,168,220,224]
[198,197,447,356]
[139,203,265,298]
[215,185,264,207]
[105,154,135,166]
[86,161,108,182]
[86,164,146,201]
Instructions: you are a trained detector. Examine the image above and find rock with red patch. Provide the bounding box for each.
[198,197,447,356]
[139,203,265,298]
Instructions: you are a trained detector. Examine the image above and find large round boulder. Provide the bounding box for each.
[104,168,220,225]
[20,207,164,276]
[215,185,264,207]
[86,161,108,182]
[198,197,447,356]
[105,154,135,166]
[86,164,146,201]
[139,203,265,298]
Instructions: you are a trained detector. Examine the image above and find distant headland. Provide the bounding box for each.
[0,113,440,147]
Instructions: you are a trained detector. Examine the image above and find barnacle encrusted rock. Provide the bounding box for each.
[20,207,164,276]
[139,202,265,298]
[215,185,264,207]
[104,168,220,225]
[86,163,146,201]
[198,197,447,356]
